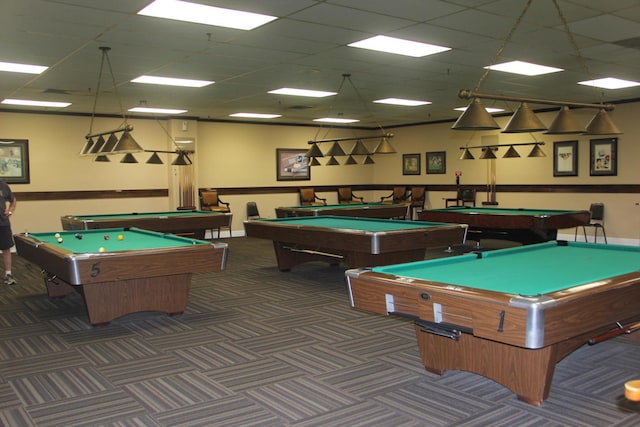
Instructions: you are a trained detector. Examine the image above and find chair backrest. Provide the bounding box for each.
[590,203,604,221]
[299,188,317,205]
[392,186,408,203]
[338,187,353,203]
[458,187,476,202]
[409,186,426,208]
[246,202,260,219]
[201,190,220,207]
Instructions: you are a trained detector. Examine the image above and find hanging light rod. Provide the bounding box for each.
[458,141,545,150]
[308,133,394,144]
[458,89,614,111]
[85,125,133,139]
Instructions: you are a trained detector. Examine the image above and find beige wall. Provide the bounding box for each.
[0,102,638,245]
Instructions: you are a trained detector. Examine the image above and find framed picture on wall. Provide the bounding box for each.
[589,138,617,176]
[553,140,578,177]
[426,151,446,174]
[402,153,421,175]
[0,139,30,184]
[276,148,310,181]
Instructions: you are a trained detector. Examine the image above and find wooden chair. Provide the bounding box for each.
[408,186,426,219]
[575,203,607,243]
[445,187,476,207]
[380,186,408,204]
[299,188,327,206]
[200,189,231,238]
[337,187,364,204]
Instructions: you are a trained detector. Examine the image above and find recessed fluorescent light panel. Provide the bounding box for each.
[484,60,563,76]
[313,117,359,124]
[230,113,282,119]
[2,99,70,108]
[138,0,277,30]
[578,77,640,89]
[454,106,504,113]
[374,98,431,106]
[0,61,48,74]
[348,35,451,58]
[129,107,187,114]
[132,75,214,87]
[269,88,337,97]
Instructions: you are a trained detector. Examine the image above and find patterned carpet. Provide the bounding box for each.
[0,237,638,427]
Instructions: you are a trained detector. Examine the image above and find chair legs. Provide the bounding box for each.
[574,224,607,244]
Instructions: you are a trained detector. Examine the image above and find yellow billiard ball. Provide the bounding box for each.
[54,233,61,238]
[117,234,124,241]
[99,247,106,252]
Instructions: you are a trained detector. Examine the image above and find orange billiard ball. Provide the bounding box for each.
[117,234,124,241]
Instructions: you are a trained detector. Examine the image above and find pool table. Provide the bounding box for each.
[418,206,590,244]
[275,202,410,219]
[61,210,232,240]
[15,228,228,325]
[346,241,640,405]
[244,216,467,271]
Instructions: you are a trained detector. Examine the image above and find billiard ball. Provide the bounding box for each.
[74,233,82,240]
[54,233,61,238]
[57,237,63,243]
[99,247,106,252]
[103,235,110,240]
[117,235,124,241]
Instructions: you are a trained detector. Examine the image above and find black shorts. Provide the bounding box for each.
[0,226,14,250]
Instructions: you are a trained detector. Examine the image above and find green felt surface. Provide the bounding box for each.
[28,228,208,253]
[372,241,640,296]
[257,216,451,231]
[284,203,399,210]
[69,210,224,220]
[428,207,583,216]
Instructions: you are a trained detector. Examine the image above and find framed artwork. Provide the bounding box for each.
[553,140,578,177]
[589,138,617,176]
[426,151,446,174]
[276,148,310,181]
[0,139,30,184]
[402,153,421,175]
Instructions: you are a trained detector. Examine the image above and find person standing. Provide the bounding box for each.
[0,180,17,285]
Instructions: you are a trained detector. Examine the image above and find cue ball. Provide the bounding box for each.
[57,237,63,243]
[54,233,61,238]
[117,235,124,240]
[104,235,110,240]
[99,247,106,252]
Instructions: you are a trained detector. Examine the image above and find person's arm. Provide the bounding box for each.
[5,197,16,217]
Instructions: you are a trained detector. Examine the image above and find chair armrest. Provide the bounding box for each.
[315,195,327,205]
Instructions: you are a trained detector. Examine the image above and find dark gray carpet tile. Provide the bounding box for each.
[26,390,146,427]
[272,344,367,375]
[0,323,55,341]
[0,407,36,427]
[207,318,282,341]
[152,394,285,427]
[453,409,569,427]
[237,300,307,319]
[430,369,514,403]
[377,347,430,376]
[0,310,40,327]
[123,371,234,413]
[46,317,94,333]
[289,400,417,427]
[0,350,89,379]
[234,330,320,356]
[262,312,331,330]
[0,381,22,410]
[0,334,69,360]
[560,366,637,402]
[116,315,194,337]
[134,329,225,351]
[75,338,161,366]
[97,354,195,386]
[57,324,136,346]
[244,376,359,423]
[293,319,374,344]
[203,357,306,392]
[373,381,494,425]
[177,307,246,328]
[102,415,162,427]
[316,361,420,399]
[173,342,260,370]
[331,332,418,359]
[10,366,113,405]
